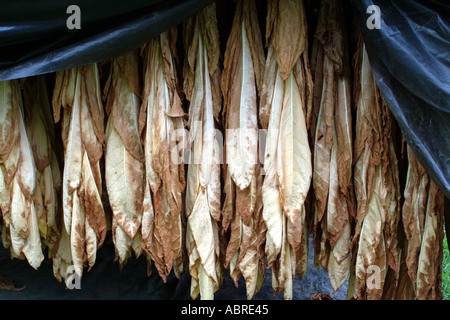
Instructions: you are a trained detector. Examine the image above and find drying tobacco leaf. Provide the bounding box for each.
[53,64,107,279]
[183,2,222,300]
[21,76,61,258]
[416,180,444,300]
[0,79,44,270]
[0,80,20,165]
[259,0,313,300]
[309,0,355,293]
[221,0,267,300]
[139,28,185,282]
[261,47,284,268]
[402,146,430,290]
[278,69,311,226]
[402,146,445,300]
[52,227,73,284]
[222,0,263,191]
[351,37,401,299]
[104,51,145,268]
[265,0,307,81]
[354,166,387,299]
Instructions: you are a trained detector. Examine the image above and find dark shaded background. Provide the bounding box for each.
[0,233,347,300]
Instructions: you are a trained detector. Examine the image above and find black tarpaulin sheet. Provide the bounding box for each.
[0,0,214,80]
[350,0,450,199]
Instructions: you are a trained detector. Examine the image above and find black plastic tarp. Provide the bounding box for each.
[0,0,214,80]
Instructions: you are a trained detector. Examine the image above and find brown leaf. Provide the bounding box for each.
[267,0,307,80]
[352,44,383,248]
[82,64,105,145]
[402,146,429,289]
[111,52,144,163]
[70,191,85,279]
[259,46,280,129]
[222,0,259,190]
[312,55,335,224]
[416,181,444,300]
[313,0,345,74]
[105,116,144,239]
[277,71,311,225]
[221,165,235,231]
[80,151,106,248]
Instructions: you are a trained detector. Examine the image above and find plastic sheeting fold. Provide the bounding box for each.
[0,0,214,80]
